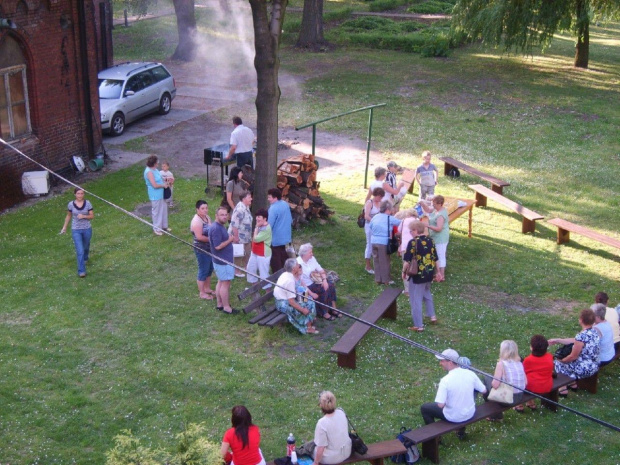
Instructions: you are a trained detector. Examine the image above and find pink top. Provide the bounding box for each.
[399,217,416,253]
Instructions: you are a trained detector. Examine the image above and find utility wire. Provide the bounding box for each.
[3,137,619,433]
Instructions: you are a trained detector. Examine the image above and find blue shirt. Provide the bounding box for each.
[268,199,292,247]
[369,213,401,246]
[208,222,233,265]
[144,167,164,201]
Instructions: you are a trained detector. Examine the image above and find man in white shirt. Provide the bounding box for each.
[420,348,486,440]
[226,116,255,168]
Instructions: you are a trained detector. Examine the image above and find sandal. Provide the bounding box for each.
[513,406,525,413]
[307,327,320,334]
[558,389,568,398]
[331,311,343,318]
[430,317,438,324]
[568,385,579,392]
[526,401,537,410]
[322,314,334,321]
[200,293,214,300]
[408,326,425,332]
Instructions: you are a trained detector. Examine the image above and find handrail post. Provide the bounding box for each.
[312,124,316,157]
[365,108,375,189]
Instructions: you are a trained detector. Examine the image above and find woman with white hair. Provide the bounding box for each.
[297,243,339,320]
[274,259,319,334]
[311,391,352,465]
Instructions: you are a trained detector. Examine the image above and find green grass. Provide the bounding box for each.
[2,8,620,465]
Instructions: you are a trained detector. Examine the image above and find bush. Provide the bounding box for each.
[369,0,405,12]
[408,0,455,14]
[420,34,451,57]
[340,16,399,33]
[324,8,353,22]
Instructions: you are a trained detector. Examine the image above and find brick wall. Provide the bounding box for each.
[0,0,108,211]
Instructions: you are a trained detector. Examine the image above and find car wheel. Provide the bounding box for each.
[158,93,172,115]
[110,113,125,136]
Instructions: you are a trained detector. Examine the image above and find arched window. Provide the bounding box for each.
[0,34,31,140]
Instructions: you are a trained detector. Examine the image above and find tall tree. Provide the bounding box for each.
[171,0,197,61]
[248,0,288,211]
[297,0,325,49]
[451,0,620,69]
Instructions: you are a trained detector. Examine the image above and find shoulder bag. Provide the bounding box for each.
[357,207,366,228]
[386,216,399,255]
[405,238,419,277]
[338,408,368,455]
[487,381,513,404]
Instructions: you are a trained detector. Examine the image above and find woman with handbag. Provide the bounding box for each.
[483,340,526,419]
[369,200,402,286]
[310,391,352,465]
[363,187,385,275]
[549,308,601,397]
[420,195,449,282]
[297,243,339,320]
[401,220,438,332]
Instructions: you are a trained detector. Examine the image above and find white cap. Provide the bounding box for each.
[435,348,459,362]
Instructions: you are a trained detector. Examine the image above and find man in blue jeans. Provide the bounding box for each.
[267,187,292,273]
[226,116,255,168]
[420,348,486,440]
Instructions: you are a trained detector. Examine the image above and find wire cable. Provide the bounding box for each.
[3,136,619,433]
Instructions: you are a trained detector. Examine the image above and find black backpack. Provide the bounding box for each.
[390,427,420,464]
[447,167,460,178]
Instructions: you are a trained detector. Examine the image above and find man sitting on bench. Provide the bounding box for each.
[420,349,486,440]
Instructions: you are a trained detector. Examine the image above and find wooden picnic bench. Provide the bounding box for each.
[468,184,544,234]
[331,288,401,369]
[402,373,574,464]
[237,269,287,328]
[547,218,620,251]
[266,439,406,465]
[439,156,510,194]
[575,349,620,394]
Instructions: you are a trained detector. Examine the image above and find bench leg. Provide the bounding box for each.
[522,218,536,234]
[491,185,504,195]
[557,227,570,244]
[541,392,558,412]
[422,438,440,464]
[474,192,487,208]
[337,350,356,369]
[368,459,384,465]
[443,162,454,176]
[382,299,398,320]
[577,374,598,394]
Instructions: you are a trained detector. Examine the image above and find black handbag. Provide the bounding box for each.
[554,343,573,360]
[386,215,399,255]
[339,409,368,455]
[357,208,366,228]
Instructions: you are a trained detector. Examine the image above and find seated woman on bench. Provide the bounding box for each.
[549,308,600,397]
[274,259,319,335]
[297,243,340,320]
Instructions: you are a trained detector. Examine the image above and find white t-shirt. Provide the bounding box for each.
[435,367,486,422]
[296,256,323,287]
[230,124,255,153]
[313,409,352,464]
[274,272,296,301]
[605,306,620,343]
[369,179,392,202]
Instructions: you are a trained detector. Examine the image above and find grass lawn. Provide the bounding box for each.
[1,5,619,465]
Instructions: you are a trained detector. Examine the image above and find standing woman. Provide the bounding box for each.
[190,200,215,300]
[225,166,249,211]
[422,195,449,282]
[221,405,265,465]
[144,155,170,236]
[61,187,94,277]
[369,200,401,286]
[363,187,384,274]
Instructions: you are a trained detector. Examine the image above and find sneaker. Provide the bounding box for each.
[235,273,246,278]
[388,280,395,285]
[365,268,375,275]
[154,230,163,236]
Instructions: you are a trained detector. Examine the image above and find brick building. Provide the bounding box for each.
[0,0,112,210]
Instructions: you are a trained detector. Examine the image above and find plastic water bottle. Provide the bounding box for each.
[287,433,295,457]
[291,451,298,464]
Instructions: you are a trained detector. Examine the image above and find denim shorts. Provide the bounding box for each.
[213,263,234,281]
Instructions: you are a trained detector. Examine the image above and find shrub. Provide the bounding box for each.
[420,34,451,57]
[340,16,399,33]
[407,0,455,14]
[324,8,353,22]
[369,0,406,12]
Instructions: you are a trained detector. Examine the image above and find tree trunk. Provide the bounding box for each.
[297,0,325,49]
[248,0,288,212]
[574,0,589,69]
[171,0,197,61]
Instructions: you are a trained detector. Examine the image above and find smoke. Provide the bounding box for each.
[191,0,257,106]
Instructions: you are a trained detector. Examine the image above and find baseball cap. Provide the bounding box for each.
[435,348,459,362]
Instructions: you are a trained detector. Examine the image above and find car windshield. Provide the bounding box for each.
[98,79,124,99]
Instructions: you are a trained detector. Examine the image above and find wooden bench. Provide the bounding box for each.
[266,439,406,465]
[402,373,574,464]
[237,269,288,328]
[547,218,620,251]
[439,156,510,194]
[468,184,544,234]
[331,288,401,369]
[575,349,620,394]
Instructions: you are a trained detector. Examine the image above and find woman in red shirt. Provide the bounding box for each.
[522,335,554,409]
[221,405,265,465]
